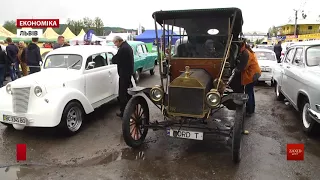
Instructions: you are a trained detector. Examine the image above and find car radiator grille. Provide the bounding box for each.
[12,87,30,113]
[168,87,204,116]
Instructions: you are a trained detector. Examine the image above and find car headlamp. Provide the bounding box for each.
[206,90,221,107]
[6,84,12,94]
[34,86,43,97]
[150,86,164,102]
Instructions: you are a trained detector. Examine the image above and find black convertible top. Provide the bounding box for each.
[152,8,243,35]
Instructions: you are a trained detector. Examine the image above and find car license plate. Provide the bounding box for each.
[167,128,203,140]
[3,115,27,125]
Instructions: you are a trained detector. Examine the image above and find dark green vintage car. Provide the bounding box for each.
[108,41,158,82]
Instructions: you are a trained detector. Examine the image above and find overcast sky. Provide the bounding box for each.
[1,0,319,32]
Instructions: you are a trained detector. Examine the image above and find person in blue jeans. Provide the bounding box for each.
[0,48,9,87]
[6,37,19,81]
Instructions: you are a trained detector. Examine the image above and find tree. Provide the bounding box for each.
[93,17,104,36]
[3,20,16,34]
[268,26,278,36]
[83,17,94,31]
[255,38,264,44]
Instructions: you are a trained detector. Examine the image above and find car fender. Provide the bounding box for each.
[45,88,94,115]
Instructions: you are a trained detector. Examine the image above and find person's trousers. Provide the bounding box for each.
[15,62,21,78]
[20,62,28,76]
[245,82,256,114]
[9,66,17,81]
[118,76,132,113]
[0,64,5,88]
[29,67,41,74]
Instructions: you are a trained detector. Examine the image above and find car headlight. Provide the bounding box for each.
[206,90,221,107]
[34,86,43,97]
[150,86,164,102]
[6,84,12,94]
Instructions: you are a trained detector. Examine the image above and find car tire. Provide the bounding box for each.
[301,98,319,136]
[58,101,84,136]
[275,82,285,101]
[150,68,155,75]
[134,70,140,83]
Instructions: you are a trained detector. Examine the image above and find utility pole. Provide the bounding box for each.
[294,9,298,37]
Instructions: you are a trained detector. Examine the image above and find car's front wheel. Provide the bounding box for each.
[301,99,319,135]
[58,101,84,135]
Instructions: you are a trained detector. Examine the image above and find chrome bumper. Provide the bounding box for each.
[308,108,320,123]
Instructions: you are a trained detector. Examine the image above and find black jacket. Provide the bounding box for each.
[274,44,282,57]
[111,41,134,78]
[0,48,8,65]
[6,44,18,64]
[26,43,42,66]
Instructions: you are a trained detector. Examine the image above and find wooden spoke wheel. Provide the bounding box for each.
[122,96,149,148]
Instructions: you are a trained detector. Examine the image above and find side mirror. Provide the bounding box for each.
[86,61,95,70]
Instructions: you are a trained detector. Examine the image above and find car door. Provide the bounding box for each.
[106,52,119,95]
[285,47,304,104]
[141,44,154,70]
[83,53,112,104]
[135,44,147,72]
[281,47,296,99]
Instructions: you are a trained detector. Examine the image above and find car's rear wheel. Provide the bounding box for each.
[301,99,319,135]
[275,82,285,101]
[58,101,84,135]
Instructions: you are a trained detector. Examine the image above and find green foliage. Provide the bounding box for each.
[255,38,264,44]
[268,26,278,36]
[3,20,16,34]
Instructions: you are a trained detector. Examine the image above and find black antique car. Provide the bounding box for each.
[121,8,248,163]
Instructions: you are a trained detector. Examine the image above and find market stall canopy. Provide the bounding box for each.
[134,30,178,44]
[77,29,86,37]
[42,28,59,39]
[61,27,76,39]
[69,34,106,45]
[0,26,15,37]
[106,32,134,41]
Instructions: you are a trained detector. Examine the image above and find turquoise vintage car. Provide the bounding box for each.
[107,41,158,82]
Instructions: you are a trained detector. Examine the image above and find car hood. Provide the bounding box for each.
[9,69,81,89]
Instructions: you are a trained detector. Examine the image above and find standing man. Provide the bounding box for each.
[274,41,282,63]
[53,36,65,49]
[111,36,134,117]
[0,47,8,87]
[26,38,42,74]
[6,37,19,80]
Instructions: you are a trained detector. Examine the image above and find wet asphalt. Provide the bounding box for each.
[0,67,320,180]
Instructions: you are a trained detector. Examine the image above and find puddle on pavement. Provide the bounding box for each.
[0,165,35,180]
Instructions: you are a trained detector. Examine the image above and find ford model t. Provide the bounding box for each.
[122,8,248,163]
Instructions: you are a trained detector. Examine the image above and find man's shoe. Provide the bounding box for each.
[116,112,123,117]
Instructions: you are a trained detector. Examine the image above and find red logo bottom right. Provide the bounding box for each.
[287,144,304,160]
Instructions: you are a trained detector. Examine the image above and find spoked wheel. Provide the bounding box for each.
[58,101,84,135]
[232,104,245,163]
[122,96,150,148]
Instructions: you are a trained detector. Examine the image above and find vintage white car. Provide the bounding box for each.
[272,41,320,135]
[252,48,277,84]
[0,45,133,135]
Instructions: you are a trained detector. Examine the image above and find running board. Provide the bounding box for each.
[92,94,118,109]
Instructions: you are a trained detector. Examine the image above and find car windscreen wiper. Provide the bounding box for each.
[67,60,81,69]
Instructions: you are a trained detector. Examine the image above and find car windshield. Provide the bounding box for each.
[44,54,83,70]
[306,46,320,66]
[255,51,276,61]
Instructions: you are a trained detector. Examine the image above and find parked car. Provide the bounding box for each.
[0,45,133,135]
[252,48,277,84]
[108,41,158,82]
[272,41,320,135]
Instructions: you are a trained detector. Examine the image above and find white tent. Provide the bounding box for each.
[106,32,134,42]
[69,34,106,45]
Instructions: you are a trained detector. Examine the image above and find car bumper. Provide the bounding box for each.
[259,72,272,81]
[308,108,320,123]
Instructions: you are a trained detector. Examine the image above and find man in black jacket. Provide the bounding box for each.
[274,41,282,63]
[26,38,42,74]
[111,36,134,117]
[0,48,8,87]
[6,37,19,80]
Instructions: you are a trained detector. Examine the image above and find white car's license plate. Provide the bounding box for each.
[167,128,203,140]
[3,115,27,125]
